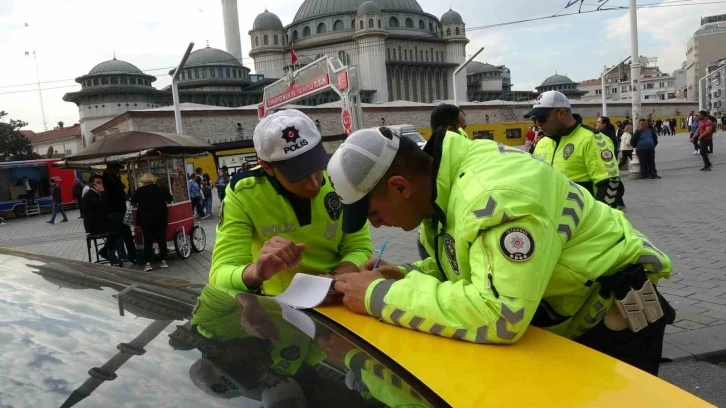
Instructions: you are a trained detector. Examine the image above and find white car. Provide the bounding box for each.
[387,124,427,149]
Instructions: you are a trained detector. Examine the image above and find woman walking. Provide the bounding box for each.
[619,124,634,170]
[131,173,173,272]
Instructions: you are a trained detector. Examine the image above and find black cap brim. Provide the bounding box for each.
[273,142,329,183]
[342,195,369,234]
[523,107,553,119]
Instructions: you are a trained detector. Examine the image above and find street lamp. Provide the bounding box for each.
[601,55,631,117]
[171,43,195,134]
[453,47,484,106]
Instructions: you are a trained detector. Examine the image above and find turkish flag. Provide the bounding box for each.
[291,44,298,65]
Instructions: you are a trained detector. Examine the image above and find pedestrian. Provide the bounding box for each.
[529,91,621,207]
[216,167,229,204]
[596,116,619,158]
[327,125,675,376]
[692,110,714,171]
[209,109,372,295]
[721,114,726,131]
[315,119,322,133]
[631,118,661,179]
[380,117,386,126]
[103,163,137,263]
[690,114,702,155]
[707,114,717,154]
[73,178,84,219]
[22,176,35,204]
[130,173,173,271]
[619,124,634,170]
[202,173,213,219]
[655,118,663,136]
[188,175,205,218]
[687,111,695,130]
[83,174,123,265]
[46,177,68,224]
[525,124,536,153]
[670,118,677,135]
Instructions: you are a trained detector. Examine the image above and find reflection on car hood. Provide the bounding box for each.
[0,249,253,408]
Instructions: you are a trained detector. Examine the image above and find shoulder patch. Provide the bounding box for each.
[499,228,535,262]
[601,150,614,161]
[230,167,266,191]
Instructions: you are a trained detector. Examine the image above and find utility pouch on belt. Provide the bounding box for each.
[614,290,648,333]
[599,265,665,333]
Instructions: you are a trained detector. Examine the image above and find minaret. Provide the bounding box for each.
[353,1,389,103]
[441,8,469,102]
[221,0,243,64]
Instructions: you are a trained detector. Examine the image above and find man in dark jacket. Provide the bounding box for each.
[103,163,137,262]
[83,175,123,265]
[130,173,173,271]
[46,178,68,224]
[631,118,661,179]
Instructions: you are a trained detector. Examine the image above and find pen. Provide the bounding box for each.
[373,237,391,269]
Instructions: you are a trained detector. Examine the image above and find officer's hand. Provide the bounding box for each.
[361,258,404,280]
[333,271,387,315]
[244,237,306,288]
[361,257,394,271]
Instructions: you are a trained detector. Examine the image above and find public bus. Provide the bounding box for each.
[0,159,79,218]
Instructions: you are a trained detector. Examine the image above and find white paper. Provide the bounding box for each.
[273,273,333,309]
[280,304,317,340]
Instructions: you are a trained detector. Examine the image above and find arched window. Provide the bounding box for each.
[316,23,326,34]
[226,68,231,77]
[352,19,355,29]
[218,68,224,77]
[125,78,131,85]
[387,48,391,60]
[333,20,344,31]
[359,20,364,29]
[292,30,298,41]
[274,34,279,45]
[194,69,199,79]
[403,49,407,61]
[389,17,399,27]
[111,77,118,84]
[405,17,413,28]
[419,19,425,29]
[211,69,216,78]
[233,69,237,78]
[255,36,259,47]
[101,77,108,85]
[203,69,208,78]
[303,26,311,37]
[393,49,397,60]
[429,22,433,31]
[447,27,451,36]
[455,27,460,35]
[368,18,374,28]
[120,77,127,84]
[378,19,381,28]
[263,35,269,45]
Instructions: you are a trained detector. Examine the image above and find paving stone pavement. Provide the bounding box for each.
[1,133,724,357]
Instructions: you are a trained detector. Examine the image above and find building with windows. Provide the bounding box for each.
[686,14,726,104]
[706,58,726,114]
[27,123,83,158]
[248,0,469,103]
[578,57,678,102]
[466,62,535,102]
[537,74,586,99]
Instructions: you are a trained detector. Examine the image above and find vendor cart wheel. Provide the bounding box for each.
[174,230,191,259]
[191,226,206,253]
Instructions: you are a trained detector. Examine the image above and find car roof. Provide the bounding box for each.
[315,306,713,407]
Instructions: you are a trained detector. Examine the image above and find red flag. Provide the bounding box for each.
[291,44,298,65]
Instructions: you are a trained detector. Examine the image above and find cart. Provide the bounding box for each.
[55,131,213,261]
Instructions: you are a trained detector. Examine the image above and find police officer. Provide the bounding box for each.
[528,91,621,208]
[328,126,674,375]
[210,109,372,294]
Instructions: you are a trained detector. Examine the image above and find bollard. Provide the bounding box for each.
[628,152,644,180]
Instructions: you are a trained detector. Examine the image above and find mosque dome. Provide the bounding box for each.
[88,59,143,75]
[186,47,243,67]
[252,10,284,30]
[293,0,423,23]
[441,9,463,25]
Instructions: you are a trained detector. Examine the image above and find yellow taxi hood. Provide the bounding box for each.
[315,305,713,408]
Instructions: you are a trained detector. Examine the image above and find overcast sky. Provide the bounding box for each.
[1,0,723,132]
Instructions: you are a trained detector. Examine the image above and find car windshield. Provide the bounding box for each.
[402,132,426,144]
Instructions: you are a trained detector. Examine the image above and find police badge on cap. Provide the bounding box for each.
[324,192,343,222]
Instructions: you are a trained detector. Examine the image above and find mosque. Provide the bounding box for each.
[63,0,469,146]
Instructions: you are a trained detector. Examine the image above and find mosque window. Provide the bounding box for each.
[111,77,118,84]
[429,22,433,31]
[303,26,311,37]
[317,23,327,34]
[263,35,269,45]
[219,68,224,77]
[233,69,237,78]
[274,34,279,45]
[255,36,259,47]
[129,78,135,85]
[378,19,381,28]
[195,69,199,79]
[447,28,451,36]
[405,18,413,28]
[292,30,298,41]
[226,68,231,77]
[419,19,425,30]
[203,69,208,78]
[211,69,216,78]
[101,77,108,85]
[351,20,355,29]
[393,49,397,60]
[389,17,399,27]
[333,20,344,31]
[456,27,460,35]
[120,77,127,85]
[359,20,364,29]
[368,19,373,28]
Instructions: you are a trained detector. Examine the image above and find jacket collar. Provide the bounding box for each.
[267,174,327,227]
[545,114,583,142]
[428,129,471,230]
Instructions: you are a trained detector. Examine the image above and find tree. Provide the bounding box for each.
[0,118,40,161]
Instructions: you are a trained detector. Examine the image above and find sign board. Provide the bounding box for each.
[266,74,330,109]
[262,57,339,112]
[342,108,352,134]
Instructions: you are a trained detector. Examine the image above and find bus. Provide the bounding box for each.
[0,159,79,218]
